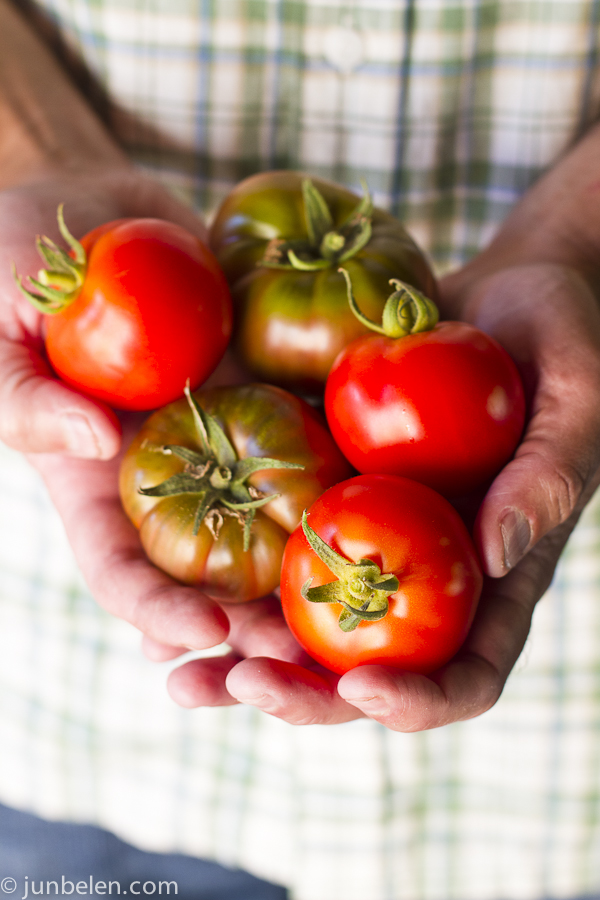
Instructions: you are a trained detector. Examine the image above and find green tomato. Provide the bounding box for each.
[209,171,437,395]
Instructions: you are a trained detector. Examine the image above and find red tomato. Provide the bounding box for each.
[280,474,483,675]
[18,213,233,410]
[325,320,525,497]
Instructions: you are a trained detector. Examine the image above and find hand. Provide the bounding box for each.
[0,167,215,456]
[0,2,244,667]
[2,166,243,652]
[165,262,600,729]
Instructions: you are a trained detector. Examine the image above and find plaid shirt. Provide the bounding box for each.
[1,2,600,898]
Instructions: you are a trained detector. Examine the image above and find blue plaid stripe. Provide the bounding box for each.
[38,0,600,268]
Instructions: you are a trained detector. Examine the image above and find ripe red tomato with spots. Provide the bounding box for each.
[280,474,483,675]
[324,275,525,496]
[16,211,233,410]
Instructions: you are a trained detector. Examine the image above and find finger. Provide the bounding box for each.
[163,597,311,709]
[476,419,600,577]
[457,265,600,576]
[77,510,230,649]
[0,171,209,461]
[168,653,242,708]
[223,595,310,665]
[339,527,566,731]
[225,657,362,725]
[77,504,230,649]
[337,660,497,732]
[0,335,121,458]
[141,635,190,662]
[30,452,230,650]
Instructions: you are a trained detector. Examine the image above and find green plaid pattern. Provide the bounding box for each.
[39,0,600,271]
[3,452,600,900]
[1,2,600,898]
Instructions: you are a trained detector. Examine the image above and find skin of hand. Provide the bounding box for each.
[164,126,600,728]
[1,171,249,652]
[32,254,600,728]
[5,0,600,730]
[166,261,600,726]
[0,0,230,653]
[0,0,305,666]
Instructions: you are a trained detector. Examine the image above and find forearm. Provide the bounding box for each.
[0,0,126,189]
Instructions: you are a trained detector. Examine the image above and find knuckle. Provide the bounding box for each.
[382,677,445,732]
[541,458,587,525]
[0,366,54,450]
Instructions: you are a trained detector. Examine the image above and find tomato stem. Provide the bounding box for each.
[259,179,374,272]
[13,204,87,314]
[139,383,305,552]
[300,510,399,632]
[303,178,334,247]
[339,267,439,339]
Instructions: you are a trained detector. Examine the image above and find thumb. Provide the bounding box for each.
[475,336,600,577]
[440,263,600,579]
[0,333,121,458]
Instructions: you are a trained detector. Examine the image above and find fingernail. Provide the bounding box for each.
[500,508,531,570]
[62,412,102,458]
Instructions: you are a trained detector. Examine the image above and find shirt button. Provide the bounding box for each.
[322,26,365,74]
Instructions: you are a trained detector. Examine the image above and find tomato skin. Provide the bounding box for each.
[209,171,437,394]
[324,321,526,497]
[45,218,233,410]
[280,474,483,675]
[139,496,289,603]
[119,383,353,603]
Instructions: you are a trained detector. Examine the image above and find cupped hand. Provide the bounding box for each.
[11,175,600,731]
[0,166,211,456]
[1,166,238,652]
[165,262,600,730]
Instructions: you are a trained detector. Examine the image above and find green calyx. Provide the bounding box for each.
[13,204,87,314]
[139,383,304,551]
[260,179,373,272]
[300,511,399,632]
[339,267,439,338]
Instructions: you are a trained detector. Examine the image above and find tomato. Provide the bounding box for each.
[209,171,437,394]
[280,474,483,675]
[15,208,233,410]
[324,273,526,497]
[119,382,352,603]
